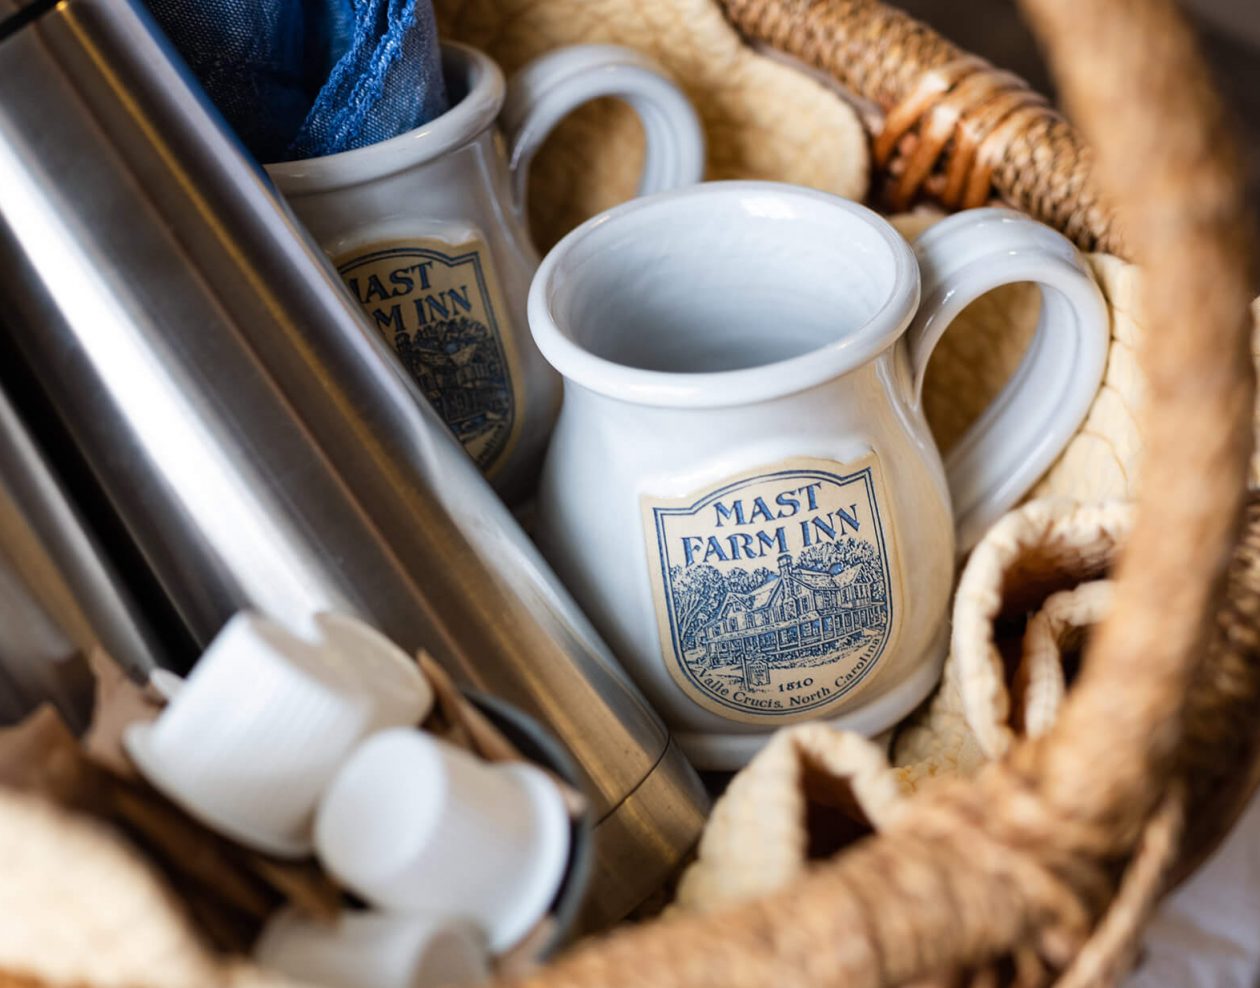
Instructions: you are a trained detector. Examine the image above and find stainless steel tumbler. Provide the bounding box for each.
[0,387,146,731]
[0,0,706,925]
[0,386,165,685]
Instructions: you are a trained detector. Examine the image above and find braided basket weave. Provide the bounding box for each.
[485,0,1260,985]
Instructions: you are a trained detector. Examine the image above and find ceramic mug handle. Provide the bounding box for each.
[907,207,1109,552]
[499,45,705,219]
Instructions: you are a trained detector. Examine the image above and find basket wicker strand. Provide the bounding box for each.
[721,0,1124,255]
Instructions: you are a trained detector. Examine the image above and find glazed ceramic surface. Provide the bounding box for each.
[530,182,1108,768]
[267,43,704,502]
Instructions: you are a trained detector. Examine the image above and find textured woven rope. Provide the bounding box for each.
[489,0,1258,985]
[718,0,1123,254]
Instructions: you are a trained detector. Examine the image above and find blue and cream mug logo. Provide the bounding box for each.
[338,236,521,472]
[642,456,899,723]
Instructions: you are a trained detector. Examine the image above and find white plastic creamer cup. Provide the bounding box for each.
[315,729,571,952]
[311,612,433,730]
[147,668,186,702]
[145,613,433,730]
[255,908,489,988]
[124,612,379,857]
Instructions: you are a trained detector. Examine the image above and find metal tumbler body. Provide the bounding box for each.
[0,386,105,732]
[0,0,705,925]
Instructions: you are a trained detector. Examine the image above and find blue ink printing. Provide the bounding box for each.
[340,243,515,470]
[647,461,895,719]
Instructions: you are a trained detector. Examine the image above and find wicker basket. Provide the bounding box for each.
[0,2,1251,987]
[485,0,1260,985]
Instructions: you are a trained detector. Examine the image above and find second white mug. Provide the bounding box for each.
[267,43,704,502]
[529,182,1108,769]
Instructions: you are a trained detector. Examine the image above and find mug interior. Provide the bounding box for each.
[546,186,907,375]
[441,46,475,107]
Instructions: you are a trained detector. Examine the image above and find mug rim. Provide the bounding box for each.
[527,181,920,409]
[264,42,504,193]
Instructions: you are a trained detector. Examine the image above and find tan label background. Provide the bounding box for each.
[337,237,521,472]
[642,455,900,724]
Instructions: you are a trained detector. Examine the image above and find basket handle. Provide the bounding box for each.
[719,0,1123,254]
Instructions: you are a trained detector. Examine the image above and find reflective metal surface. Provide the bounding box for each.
[0,391,111,731]
[0,0,704,920]
[0,387,165,685]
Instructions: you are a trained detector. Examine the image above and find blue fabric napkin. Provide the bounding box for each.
[145,0,449,163]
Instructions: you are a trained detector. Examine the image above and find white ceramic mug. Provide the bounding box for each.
[529,182,1108,769]
[267,43,705,503]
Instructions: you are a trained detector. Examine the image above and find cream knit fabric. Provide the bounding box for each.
[674,499,1132,913]
[434,0,871,253]
[0,788,219,988]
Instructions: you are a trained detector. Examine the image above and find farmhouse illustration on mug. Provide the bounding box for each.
[644,459,896,720]
[339,242,516,470]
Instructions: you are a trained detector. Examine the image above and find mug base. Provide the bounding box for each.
[674,635,947,771]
